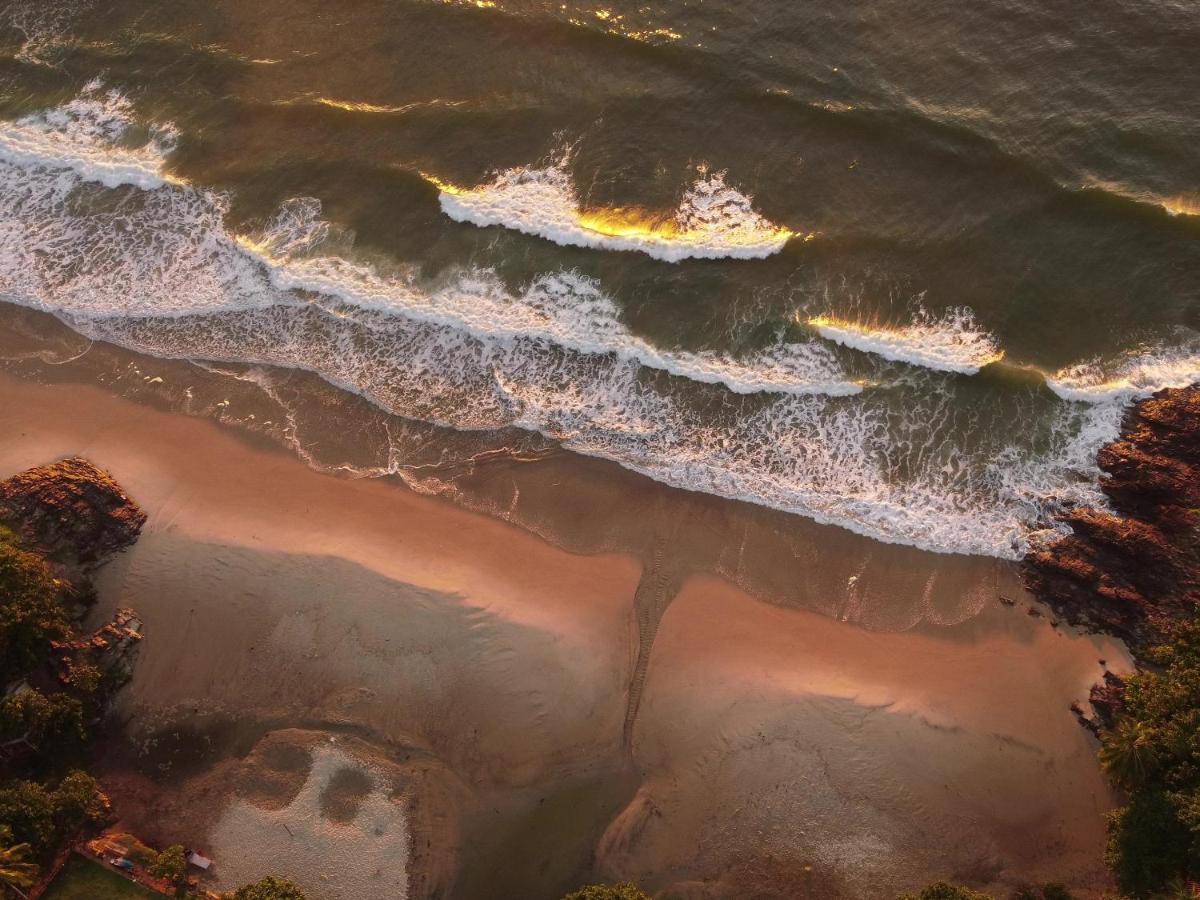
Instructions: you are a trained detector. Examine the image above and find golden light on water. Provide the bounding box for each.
[576,207,681,240]
[1162,194,1200,217]
[316,98,410,115]
[420,172,464,196]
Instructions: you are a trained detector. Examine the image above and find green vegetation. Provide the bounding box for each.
[0,826,39,892]
[897,882,1072,899]
[1097,617,1200,898]
[0,689,86,752]
[0,770,109,861]
[42,854,159,899]
[0,532,69,685]
[898,882,993,900]
[230,875,309,899]
[561,884,650,900]
[149,843,187,889]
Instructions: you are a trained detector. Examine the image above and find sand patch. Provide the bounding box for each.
[209,744,409,899]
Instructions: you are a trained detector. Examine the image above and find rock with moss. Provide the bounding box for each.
[0,458,146,569]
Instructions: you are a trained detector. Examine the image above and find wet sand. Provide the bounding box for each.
[0,371,1128,898]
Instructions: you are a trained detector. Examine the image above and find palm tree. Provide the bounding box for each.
[0,841,39,894]
[1100,719,1156,790]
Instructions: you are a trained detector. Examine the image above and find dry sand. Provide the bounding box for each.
[0,372,1129,898]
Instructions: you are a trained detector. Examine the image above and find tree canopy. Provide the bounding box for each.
[0,770,108,860]
[150,844,188,886]
[0,534,69,685]
[1099,617,1200,897]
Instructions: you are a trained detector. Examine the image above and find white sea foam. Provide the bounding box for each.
[1046,341,1200,402]
[4,0,93,64]
[0,80,176,190]
[809,306,1004,375]
[244,199,860,398]
[433,156,795,262]
[0,88,1177,559]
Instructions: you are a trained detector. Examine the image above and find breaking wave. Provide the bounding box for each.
[430,155,796,262]
[0,87,1190,559]
[0,80,176,190]
[1046,340,1200,403]
[809,307,1004,375]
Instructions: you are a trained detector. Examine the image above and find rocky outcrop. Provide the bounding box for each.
[1022,386,1200,651]
[0,458,146,568]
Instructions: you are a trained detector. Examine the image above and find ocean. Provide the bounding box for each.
[1,0,1198,558]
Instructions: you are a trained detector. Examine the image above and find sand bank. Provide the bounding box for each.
[0,372,1128,898]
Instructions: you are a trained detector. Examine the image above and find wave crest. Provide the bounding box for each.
[431,156,796,262]
[0,79,176,190]
[809,306,1004,375]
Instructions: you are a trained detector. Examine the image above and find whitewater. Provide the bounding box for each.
[429,155,796,262]
[2,86,1198,558]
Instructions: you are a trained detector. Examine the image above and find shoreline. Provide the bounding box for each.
[0,371,1130,898]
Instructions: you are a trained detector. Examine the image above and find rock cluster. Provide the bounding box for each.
[1023,386,1200,650]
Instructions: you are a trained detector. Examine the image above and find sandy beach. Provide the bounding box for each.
[0,371,1128,898]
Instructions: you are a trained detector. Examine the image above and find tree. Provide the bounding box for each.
[1098,719,1155,790]
[0,689,86,750]
[0,538,69,684]
[1096,617,1200,896]
[0,771,110,860]
[231,875,308,899]
[150,844,188,887]
[562,885,650,900]
[0,781,55,857]
[1105,791,1192,899]
[0,826,39,892]
[897,883,992,900]
[50,770,109,833]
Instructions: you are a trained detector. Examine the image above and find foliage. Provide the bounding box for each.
[0,770,109,860]
[0,537,69,684]
[230,875,309,899]
[1105,791,1192,899]
[149,844,187,885]
[1098,617,1200,897]
[897,882,992,900]
[0,830,39,891]
[0,688,86,750]
[1012,886,1073,900]
[561,884,650,900]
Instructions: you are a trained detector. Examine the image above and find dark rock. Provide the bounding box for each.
[1088,671,1127,730]
[1021,386,1200,652]
[0,457,146,568]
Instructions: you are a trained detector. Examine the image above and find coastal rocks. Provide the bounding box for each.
[1022,386,1200,650]
[0,457,146,568]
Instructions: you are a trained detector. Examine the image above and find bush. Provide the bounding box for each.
[230,876,308,899]
[897,882,992,900]
[0,538,69,684]
[562,885,650,900]
[150,845,187,886]
[1013,886,1073,900]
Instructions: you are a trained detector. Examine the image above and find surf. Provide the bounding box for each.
[428,154,797,262]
